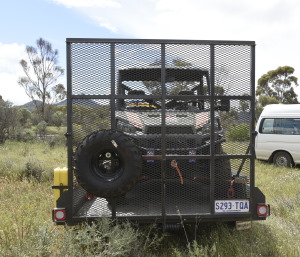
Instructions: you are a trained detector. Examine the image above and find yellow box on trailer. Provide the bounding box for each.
[54,167,68,207]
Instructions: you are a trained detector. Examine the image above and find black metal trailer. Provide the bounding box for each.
[53,39,269,228]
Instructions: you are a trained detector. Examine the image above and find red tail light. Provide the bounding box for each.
[53,208,66,222]
[86,193,94,201]
[257,204,270,217]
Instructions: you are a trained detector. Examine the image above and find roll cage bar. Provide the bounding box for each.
[117,67,210,111]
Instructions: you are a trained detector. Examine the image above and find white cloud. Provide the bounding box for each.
[0,43,31,105]
[91,16,119,33]
[0,43,25,73]
[50,0,300,96]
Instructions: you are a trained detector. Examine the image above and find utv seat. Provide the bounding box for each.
[178,90,194,95]
[128,90,146,95]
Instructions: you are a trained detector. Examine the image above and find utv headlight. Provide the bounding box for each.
[126,124,137,133]
[117,121,137,134]
[197,124,210,135]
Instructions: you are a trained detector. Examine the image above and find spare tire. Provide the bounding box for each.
[74,130,142,198]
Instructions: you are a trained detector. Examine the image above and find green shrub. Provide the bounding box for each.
[46,131,67,148]
[21,161,45,182]
[228,123,250,142]
[16,130,36,142]
[36,121,48,138]
[72,125,87,146]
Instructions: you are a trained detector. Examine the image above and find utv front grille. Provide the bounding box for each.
[133,135,201,150]
[146,126,194,134]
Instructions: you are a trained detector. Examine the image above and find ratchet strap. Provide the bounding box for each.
[227,179,235,198]
[171,160,184,185]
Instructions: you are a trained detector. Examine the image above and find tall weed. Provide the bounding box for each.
[0,142,300,256]
[0,141,67,181]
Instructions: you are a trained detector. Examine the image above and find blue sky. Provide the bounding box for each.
[0,0,119,45]
[1,0,300,105]
[0,0,118,104]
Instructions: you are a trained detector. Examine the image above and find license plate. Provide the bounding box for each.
[146,149,155,163]
[215,200,250,213]
[188,149,196,163]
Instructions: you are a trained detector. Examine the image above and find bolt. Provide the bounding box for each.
[105,152,112,158]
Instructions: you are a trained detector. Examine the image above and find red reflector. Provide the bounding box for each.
[53,208,66,221]
[257,204,269,217]
[86,193,94,201]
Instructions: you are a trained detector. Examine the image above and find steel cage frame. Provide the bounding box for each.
[62,38,262,226]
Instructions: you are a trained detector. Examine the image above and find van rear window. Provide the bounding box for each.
[260,118,300,135]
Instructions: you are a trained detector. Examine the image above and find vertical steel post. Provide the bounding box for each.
[250,44,256,196]
[161,43,167,230]
[110,43,117,218]
[209,44,216,213]
[110,43,116,130]
[66,41,74,221]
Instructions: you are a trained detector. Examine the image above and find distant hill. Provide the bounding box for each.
[20,99,67,110]
[54,99,67,106]
[19,100,42,111]
[73,99,102,107]
[20,98,102,110]
[54,99,102,107]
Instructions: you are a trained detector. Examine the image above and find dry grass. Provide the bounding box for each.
[0,141,300,256]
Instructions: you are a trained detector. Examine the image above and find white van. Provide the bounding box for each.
[255,104,300,167]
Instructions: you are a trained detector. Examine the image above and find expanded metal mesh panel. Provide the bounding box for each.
[165,44,210,96]
[73,187,112,218]
[220,99,251,155]
[115,180,162,217]
[231,158,251,199]
[67,39,255,222]
[214,156,232,200]
[71,43,111,95]
[72,99,111,147]
[116,44,161,95]
[165,163,211,215]
[215,45,251,96]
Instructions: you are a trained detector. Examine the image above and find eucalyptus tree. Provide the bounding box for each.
[256,66,298,104]
[18,38,66,121]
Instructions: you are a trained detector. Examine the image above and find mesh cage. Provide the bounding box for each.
[66,39,255,223]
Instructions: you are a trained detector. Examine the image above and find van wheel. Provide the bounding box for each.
[273,151,293,167]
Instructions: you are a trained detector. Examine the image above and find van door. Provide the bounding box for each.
[256,118,300,164]
[255,118,275,161]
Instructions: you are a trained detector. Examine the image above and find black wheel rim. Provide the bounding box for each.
[92,150,123,181]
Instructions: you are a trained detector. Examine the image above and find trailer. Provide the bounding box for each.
[53,39,269,229]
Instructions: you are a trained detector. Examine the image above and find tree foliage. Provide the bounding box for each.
[0,97,20,144]
[0,93,69,143]
[258,95,280,107]
[239,94,250,112]
[256,66,298,104]
[228,123,250,142]
[142,58,193,95]
[18,38,66,120]
[0,97,11,143]
[142,58,228,96]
